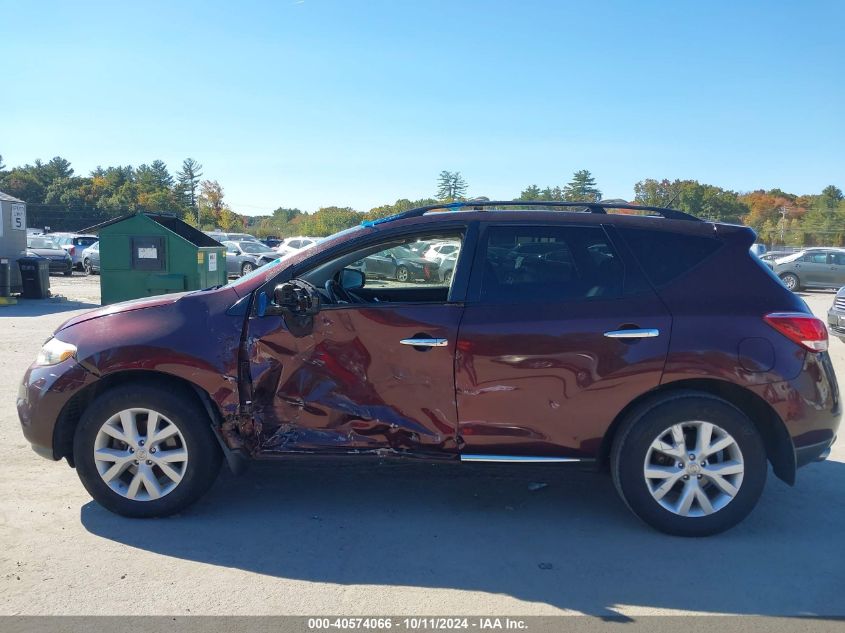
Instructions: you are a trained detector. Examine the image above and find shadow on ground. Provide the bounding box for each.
[81,457,845,616]
[0,298,99,317]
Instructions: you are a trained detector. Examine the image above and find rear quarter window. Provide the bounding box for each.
[618,227,722,286]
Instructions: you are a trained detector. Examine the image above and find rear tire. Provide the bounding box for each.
[395,265,410,282]
[73,384,222,518]
[780,273,800,291]
[610,391,767,536]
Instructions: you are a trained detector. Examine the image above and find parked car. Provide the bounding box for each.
[261,238,283,249]
[439,251,458,283]
[223,240,278,277]
[772,248,845,291]
[759,250,794,268]
[353,244,440,282]
[205,231,262,245]
[25,236,73,275]
[81,241,100,275]
[276,236,320,258]
[17,200,839,536]
[827,288,845,342]
[52,233,99,270]
[423,240,460,263]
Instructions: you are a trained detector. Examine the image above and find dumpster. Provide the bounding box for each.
[18,256,51,299]
[81,212,228,305]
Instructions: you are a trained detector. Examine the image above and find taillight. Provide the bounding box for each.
[764,312,828,352]
[68,246,75,256]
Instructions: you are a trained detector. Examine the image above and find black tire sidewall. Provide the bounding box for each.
[396,266,409,281]
[73,384,222,518]
[613,395,767,537]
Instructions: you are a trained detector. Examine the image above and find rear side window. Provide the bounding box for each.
[618,227,721,286]
[480,225,623,303]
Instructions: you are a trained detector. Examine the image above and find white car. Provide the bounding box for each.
[276,236,320,257]
[423,241,460,263]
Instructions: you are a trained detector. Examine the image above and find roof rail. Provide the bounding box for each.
[360,200,700,227]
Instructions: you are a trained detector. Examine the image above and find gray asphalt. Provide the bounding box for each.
[0,276,843,616]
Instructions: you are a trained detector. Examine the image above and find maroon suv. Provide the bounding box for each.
[17,201,840,535]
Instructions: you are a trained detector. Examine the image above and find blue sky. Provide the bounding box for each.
[2,0,843,214]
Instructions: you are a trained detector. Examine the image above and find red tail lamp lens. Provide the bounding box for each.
[764,313,828,352]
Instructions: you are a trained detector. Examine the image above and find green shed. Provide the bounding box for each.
[84,213,227,305]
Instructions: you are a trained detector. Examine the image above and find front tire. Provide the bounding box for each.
[780,273,800,291]
[611,392,766,536]
[73,384,222,518]
[82,258,92,275]
[241,262,254,276]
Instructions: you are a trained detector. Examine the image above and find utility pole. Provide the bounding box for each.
[779,207,789,246]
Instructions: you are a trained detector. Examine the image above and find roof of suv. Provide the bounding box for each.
[362,200,701,228]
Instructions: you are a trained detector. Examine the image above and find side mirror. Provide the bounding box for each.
[340,267,365,290]
[271,281,320,315]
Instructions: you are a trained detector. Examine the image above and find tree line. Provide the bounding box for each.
[1,153,842,246]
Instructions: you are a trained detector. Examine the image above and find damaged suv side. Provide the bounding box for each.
[17,201,840,536]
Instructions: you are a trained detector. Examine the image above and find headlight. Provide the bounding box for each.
[36,338,77,366]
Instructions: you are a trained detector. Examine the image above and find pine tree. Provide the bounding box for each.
[176,158,203,221]
[436,171,468,201]
[563,169,601,202]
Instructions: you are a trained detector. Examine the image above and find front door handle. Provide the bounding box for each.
[400,338,448,347]
[603,328,660,339]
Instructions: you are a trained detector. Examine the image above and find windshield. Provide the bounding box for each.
[776,252,804,264]
[28,237,59,249]
[238,241,274,254]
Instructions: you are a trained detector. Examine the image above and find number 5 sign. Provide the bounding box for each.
[11,203,26,231]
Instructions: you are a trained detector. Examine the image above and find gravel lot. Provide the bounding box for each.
[1,276,843,616]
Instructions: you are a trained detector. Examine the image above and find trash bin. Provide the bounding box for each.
[18,257,51,299]
[81,212,227,305]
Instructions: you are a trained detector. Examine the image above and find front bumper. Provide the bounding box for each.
[47,258,73,274]
[17,358,97,460]
[827,308,845,340]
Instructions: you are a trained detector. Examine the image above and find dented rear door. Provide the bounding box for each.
[246,304,463,456]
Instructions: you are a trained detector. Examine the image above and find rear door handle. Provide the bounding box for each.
[400,338,448,347]
[603,328,660,339]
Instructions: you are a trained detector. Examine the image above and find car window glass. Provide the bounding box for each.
[300,233,463,301]
[831,253,845,266]
[617,227,721,286]
[480,226,622,303]
[806,253,828,264]
[288,240,301,248]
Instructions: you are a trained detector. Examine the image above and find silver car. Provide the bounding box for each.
[223,240,278,277]
[52,233,99,270]
[827,287,845,341]
[772,248,845,291]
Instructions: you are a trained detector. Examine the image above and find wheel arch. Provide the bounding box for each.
[599,378,796,485]
[52,369,225,467]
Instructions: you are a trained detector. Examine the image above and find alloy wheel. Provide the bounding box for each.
[396,266,409,282]
[93,408,189,501]
[242,262,254,275]
[643,421,744,517]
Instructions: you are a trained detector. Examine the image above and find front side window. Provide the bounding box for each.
[480,225,623,303]
[804,252,828,264]
[300,232,463,304]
